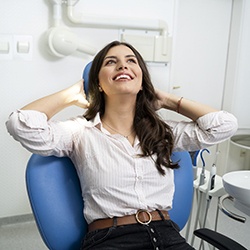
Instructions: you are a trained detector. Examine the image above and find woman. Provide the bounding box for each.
[6,41,238,249]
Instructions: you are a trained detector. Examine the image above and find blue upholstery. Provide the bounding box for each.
[26,151,193,250]
[82,61,92,96]
[26,155,87,250]
[169,151,194,230]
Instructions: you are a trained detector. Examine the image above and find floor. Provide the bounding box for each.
[0,215,47,250]
[0,197,249,250]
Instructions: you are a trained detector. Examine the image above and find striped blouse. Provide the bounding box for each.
[6,110,238,223]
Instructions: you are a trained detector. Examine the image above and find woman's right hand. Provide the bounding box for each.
[68,80,90,109]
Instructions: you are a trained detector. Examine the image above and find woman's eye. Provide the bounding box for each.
[105,60,116,65]
[128,58,137,63]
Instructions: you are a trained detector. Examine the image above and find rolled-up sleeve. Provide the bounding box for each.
[6,110,79,157]
[167,111,238,151]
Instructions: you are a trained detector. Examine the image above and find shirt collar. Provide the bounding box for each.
[85,112,140,147]
[84,113,108,134]
[83,112,101,128]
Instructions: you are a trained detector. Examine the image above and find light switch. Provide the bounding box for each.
[0,41,10,54]
[17,41,30,53]
[0,34,33,60]
[0,35,13,60]
[14,35,33,60]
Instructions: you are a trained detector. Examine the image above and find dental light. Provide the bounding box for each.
[46,26,96,57]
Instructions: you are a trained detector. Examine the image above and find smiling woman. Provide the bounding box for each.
[6,40,238,249]
[85,41,175,159]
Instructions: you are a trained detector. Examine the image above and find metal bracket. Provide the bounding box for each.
[218,194,246,223]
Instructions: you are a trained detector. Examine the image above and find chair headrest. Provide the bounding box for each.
[82,61,92,96]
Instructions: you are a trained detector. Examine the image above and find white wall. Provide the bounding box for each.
[1,0,249,227]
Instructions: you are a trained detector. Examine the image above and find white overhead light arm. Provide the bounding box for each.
[65,1,169,56]
[66,6,168,34]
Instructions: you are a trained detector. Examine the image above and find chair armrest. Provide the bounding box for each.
[193,228,247,250]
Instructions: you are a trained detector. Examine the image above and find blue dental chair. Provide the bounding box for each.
[26,152,193,250]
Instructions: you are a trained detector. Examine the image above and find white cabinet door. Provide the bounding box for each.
[169,0,233,119]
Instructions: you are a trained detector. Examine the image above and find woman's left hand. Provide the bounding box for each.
[154,89,170,110]
[154,88,218,121]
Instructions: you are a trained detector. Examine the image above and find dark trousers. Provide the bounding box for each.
[81,219,195,250]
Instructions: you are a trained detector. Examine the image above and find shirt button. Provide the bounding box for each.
[137,176,142,180]
[150,228,155,233]
[153,237,157,242]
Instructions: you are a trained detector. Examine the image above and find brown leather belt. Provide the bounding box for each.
[88,209,170,232]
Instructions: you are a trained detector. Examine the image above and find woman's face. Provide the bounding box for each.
[98,45,143,98]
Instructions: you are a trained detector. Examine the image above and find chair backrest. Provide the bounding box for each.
[26,151,193,250]
[170,151,194,229]
[26,155,87,250]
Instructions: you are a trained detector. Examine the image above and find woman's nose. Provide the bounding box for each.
[117,62,127,70]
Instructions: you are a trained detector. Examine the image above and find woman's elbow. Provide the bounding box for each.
[6,112,19,139]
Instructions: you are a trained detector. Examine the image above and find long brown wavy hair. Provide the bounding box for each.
[84,41,178,175]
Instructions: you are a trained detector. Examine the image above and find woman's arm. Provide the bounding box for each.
[154,89,217,121]
[6,80,89,156]
[21,80,89,120]
[154,89,238,151]
[168,111,238,151]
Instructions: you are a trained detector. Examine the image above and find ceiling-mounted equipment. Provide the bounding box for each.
[46,0,96,57]
[47,0,171,62]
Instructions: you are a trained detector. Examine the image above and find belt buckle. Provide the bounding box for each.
[135,209,152,225]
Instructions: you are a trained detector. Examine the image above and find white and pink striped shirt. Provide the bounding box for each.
[6,110,237,223]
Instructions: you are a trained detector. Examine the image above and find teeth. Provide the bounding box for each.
[115,74,131,80]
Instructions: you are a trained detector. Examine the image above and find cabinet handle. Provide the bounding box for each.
[172,86,181,90]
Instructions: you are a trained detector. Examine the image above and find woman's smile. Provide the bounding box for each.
[113,72,134,81]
